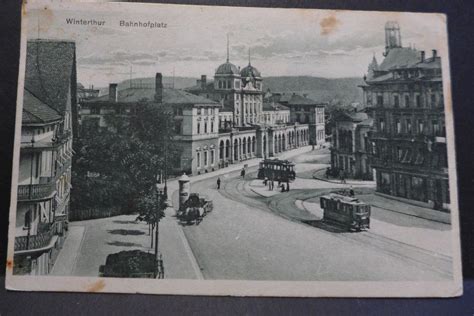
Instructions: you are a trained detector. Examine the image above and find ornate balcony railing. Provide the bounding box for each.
[17,182,56,201]
[14,222,57,252]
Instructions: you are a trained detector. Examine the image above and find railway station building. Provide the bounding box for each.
[80,50,326,176]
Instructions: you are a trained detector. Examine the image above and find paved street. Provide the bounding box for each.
[178,148,453,281]
[52,146,453,281]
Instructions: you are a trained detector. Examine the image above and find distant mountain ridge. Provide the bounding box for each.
[97,76,364,105]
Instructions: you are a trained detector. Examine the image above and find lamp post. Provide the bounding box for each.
[155,172,166,278]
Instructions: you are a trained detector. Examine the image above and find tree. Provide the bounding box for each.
[71,102,181,221]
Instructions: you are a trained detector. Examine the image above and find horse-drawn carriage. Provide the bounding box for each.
[177,193,213,225]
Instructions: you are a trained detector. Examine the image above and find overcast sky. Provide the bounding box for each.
[27,1,448,88]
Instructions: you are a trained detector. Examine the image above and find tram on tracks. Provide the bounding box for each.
[319,193,371,232]
[257,159,296,182]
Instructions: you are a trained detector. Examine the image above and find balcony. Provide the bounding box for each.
[14,222,58,253]
[17,182,56,201]
[21,130,72,152]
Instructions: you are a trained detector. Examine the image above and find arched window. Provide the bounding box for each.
[204,122,208,133]
[197,122,201,134]
[219,141,224,159]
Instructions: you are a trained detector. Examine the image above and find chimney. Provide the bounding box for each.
[432,49,437,59]
[155,73,163,103]
[201,75,207,90]
[109,83,118,102]
[420,50,425,62]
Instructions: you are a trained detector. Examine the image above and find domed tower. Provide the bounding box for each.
[384,21,402,56]
[240,49,263,125]
[214,35,243,126]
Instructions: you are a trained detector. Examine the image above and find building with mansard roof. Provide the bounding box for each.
[15,39,76,275]
[360,21,449,211]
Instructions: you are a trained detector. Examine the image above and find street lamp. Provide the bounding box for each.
[155,172,166,278]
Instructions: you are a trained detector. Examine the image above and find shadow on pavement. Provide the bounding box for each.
[113,220,139,225]
[302,219,350,233]
[108,229,145,236]
[107,241,142,247]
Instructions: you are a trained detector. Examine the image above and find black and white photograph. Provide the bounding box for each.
[5,0,462,297]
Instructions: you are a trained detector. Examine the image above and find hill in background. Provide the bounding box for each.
[97,76,364,106]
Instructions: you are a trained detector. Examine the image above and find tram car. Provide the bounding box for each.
[257,159,296,182]
[319,193,371,232]
[177,193,213,225]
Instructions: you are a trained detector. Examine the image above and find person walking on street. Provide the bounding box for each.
[349,185,354,197]
[241,168,246,179]
[217,177,221,189]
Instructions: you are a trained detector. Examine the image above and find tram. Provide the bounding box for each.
[319,193,371,232]
[257,159,296,182]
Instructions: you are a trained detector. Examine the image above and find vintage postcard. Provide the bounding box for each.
[6,0,462,297]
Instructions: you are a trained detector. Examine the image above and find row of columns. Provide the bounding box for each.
[217,128,310,165]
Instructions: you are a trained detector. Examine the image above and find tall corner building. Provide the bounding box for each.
[361,21,449,211]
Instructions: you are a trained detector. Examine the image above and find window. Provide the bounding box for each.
[197,122,200,134]
[197,108,202,115]
[418,119,424,134]
[406,119,412,133]
[432,120,439,136]
[405,95,410,108]
[396,119,401,134]
[211,150,215,165]
[377,95,384,106]
[431,94,436,108]
[211,122,214,133]
[204,122,208,133]
[204,151,208,166]
[197,152,201,168]
[174,121,182,134]
[379,118,385,132]
[416,94,421,108]
[394,95,399,107]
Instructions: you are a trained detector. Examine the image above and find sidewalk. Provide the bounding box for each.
[357,193,451,224]
[50,226,85,276]
[313,168,376,186]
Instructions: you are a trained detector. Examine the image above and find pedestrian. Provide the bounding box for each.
[349,186,354,197]
[217,177,221,189]
[241,168,246,179]
[326,167,330,179]
[270,179,274,191]
[342,171,347,184]
[286,180,290,192]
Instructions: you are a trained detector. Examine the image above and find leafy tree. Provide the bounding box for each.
[71,102,181,222]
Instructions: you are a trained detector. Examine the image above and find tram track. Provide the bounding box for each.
[220,175,453,279]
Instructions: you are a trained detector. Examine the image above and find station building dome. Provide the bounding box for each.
[240,64,261,78]
[216,62,240,76]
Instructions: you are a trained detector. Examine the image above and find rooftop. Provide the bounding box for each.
[85,87,219,107]
[25,39,76,114]
[23,89,62,124]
